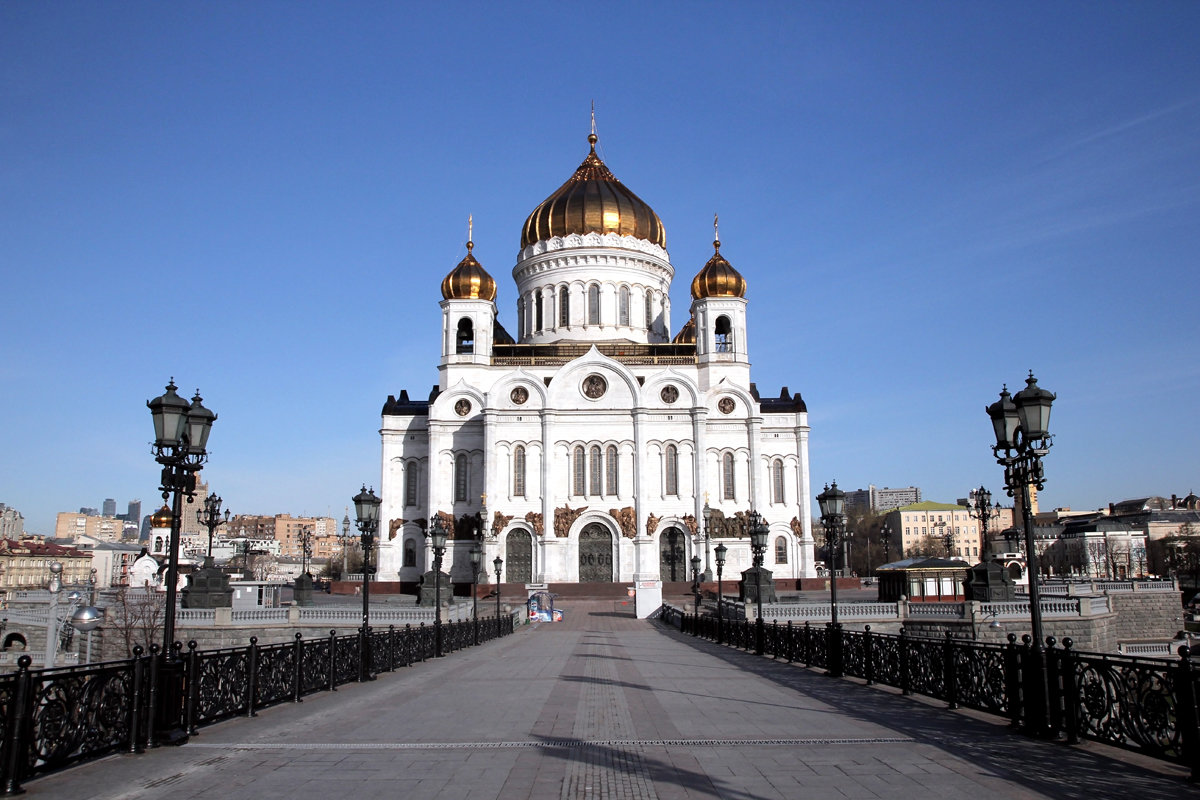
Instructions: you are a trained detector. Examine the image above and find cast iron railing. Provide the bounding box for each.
[0,614,515,794]
[667,606,1200,779]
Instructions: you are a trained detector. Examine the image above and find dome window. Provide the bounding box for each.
[618,287,630,326]
[588,285,600,325]
[559,287,570,326]
[456,318,475,354]
[715,316,733,353]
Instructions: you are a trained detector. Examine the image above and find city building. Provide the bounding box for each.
[54,512,126,543]
[845,485,923,515]
[0,504,24,540]
[102,498,117,518]
[1041,517,1149,578]
[882,501,989,561]
[71,538,145,589]
[226,514,339,560]
[0,539,92,591]
[378,130,815,585]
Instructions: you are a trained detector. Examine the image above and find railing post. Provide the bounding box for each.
[899,628,911,696]
[944,632,958,709]
[2,655,34,795]
[864,626,875,685]
[185,640,200,734]
[404,624,413,667]
[292,632,304,703]
[327,630,337,692]
[1004,633,1021,728]
[146,644,161,748]
[1044,636,1062,736]
[771,620,779,658]
[1172,645,1200,781]
[804,621,812,668]
[127,646,146,755]
[245,636,259,717]
[1059,638,1079,745]
[387,626,396,671]
[785,621,794,663]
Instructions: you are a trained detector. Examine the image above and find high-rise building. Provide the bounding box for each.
[102,498,117,517]
[843,485,923,515]
[123,500,142,525]
[378,129,816,585]
[0,504,24,540]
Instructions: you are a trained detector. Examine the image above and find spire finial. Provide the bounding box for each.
[588,101,598,151]
[467,214,473,252]
[713,213,721,250]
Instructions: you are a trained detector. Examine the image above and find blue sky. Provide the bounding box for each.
[3,2,1198,535]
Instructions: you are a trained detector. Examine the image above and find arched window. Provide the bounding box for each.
[618,286,630,325]
[404,462,418,507]
[535,290,544,331]
[644,291,653,330]
[559,287,570,326]
[775,536,788,564]
[573,446,586,496]
[722,453,735,500]
[605,446,618,496]
[513,445,526,497]
[665,444,679,496]
[454,454,469,502]
[589,445,603,496]
[517,296,526,337]
[588,284,600,325]
[403,539,416,568]
[771,459,785,504]
[715,315,733,352]
[456,317,474,354]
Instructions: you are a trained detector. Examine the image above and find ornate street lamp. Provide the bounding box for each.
[747,510,768,655]
[969,486,995,560]
[298,525,314,578]
[353,485,381,681]
[714,542,727,645]
[817,481,846,678]
[700,500,713,582]
[986,372,1055,734]
[493,556,503,636]
[147,379,216,662]
[196,493,230,563]
[690,553,702,632]
[470,542,482,646]
[427,514,448,657]
[880,522,892,564]
[341,510,351,579]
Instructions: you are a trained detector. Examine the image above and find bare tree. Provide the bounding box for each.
[106,583,165,657]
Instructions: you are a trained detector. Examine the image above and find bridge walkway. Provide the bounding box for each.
[29,600,1190,799]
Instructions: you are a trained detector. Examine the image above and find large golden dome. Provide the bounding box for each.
[690,238,746,299]
[441,241,497,301]
[521,133,666,250]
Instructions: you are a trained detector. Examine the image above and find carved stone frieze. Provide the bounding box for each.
[646,513,661,537]
[491,511,514,539]
[554,504,586,538]
[609,506,636,539]
[525,511,543,537]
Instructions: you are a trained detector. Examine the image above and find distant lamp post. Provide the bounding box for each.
[188,491,233,609]
[493,556,503,634]
[427,514,448,657]
[196,493,230,564]
[970,486,995,560]
[353,485,381,681]
[44,562,63,667]
[986,372,1055,734]
[714,542,728,645]
[70,605,103,663]
[470,542,482,646]
[817,481,847,678]
[690,554,702,629]
[880,522,893,564]
[933,520,955,558]
[700,500,713,582]
[747,511,769,655]
[341,511,351,579]
[147,379,216,662]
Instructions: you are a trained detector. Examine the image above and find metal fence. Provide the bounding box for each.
[0,614,516,794]
[666,606,1200,779]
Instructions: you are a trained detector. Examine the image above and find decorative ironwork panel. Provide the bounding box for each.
[1073,653,1184,760]
[954,642,1009,715]
[578,524,613,583]
[194,649,250,724]
[506,530,533,584]
[842,631,867,679]
[904,637,946,700]
[871,634,903,688]
[332,637,359,686]
[26,664,135,777]
[255,643,296,709]
[300,638,331,694]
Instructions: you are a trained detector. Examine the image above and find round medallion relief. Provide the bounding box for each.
[582,374,607,399]
[510,386,529,405]
[660,385,679,404]
[718,397,735,414]
[454,399,472,416]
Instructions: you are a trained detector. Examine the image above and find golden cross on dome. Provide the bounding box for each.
[467,215,473,251]
[591,100,596,136]
[714,214,721,249]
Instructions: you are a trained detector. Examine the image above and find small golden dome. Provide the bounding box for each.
[441,241,497,301]
[672,316,696,344]
[521,133,666,250]
[690,238,746,299]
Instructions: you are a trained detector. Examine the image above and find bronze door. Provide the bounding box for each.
[578,523,614,582]
[659,527,685,581]
[506,530,533,584]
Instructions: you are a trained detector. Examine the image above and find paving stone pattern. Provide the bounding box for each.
[29,600,1192,799]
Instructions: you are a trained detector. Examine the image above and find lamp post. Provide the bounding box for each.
[196,493,230,564]
[934,520,955,558]
[147,379,216,662]
[986,372,1055,735]
[843,530,854,577]
[747,511,768,655]
[298,525,313,578]
[714,543,727,645]
[427,514,448,657]
[493,556,503,636]
[353,485,381,681]
[880,522,892,564]
[470,542,482,646]
[44,562,62,667]
[700,500,713,582]
[341,510,351,580]
[690,554,702,633]
[817,481,846,677]
[970,486,994,561]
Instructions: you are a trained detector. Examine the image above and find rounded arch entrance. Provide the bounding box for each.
[505,529,534,584]
[578,522,614,582]
[658,526,688,582]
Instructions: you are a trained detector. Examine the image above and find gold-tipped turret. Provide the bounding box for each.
[690,215,746,299]
[441,216,497,301]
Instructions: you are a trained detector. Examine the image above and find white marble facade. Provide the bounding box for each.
[377,137,815,586]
